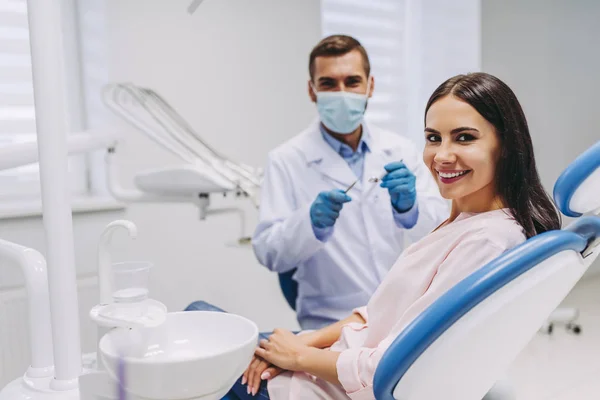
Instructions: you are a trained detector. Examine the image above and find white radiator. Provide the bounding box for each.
[0,276,99,386]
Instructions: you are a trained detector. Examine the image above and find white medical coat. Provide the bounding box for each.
[252,120,449,328]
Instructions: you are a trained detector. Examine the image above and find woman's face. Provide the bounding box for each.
[423,95,501,209]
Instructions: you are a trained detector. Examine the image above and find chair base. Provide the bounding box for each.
[540,307,582,335]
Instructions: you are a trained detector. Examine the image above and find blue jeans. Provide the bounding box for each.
[184,301,270,400]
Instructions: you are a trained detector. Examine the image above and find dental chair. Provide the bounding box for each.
[372,140,600,399]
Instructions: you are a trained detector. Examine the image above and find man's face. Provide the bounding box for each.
[308,49,374,102]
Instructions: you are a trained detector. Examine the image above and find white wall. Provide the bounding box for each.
[481,0,600,274]
[0,0,320,383]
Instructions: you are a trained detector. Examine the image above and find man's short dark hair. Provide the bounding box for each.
[308,35,371,81]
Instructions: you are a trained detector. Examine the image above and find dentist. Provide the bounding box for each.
[252,35,448,329]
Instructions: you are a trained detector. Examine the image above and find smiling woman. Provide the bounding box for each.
[423,72,561,238]
[423,96,501,214]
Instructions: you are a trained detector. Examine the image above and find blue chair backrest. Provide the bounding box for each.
[372,228,594,399]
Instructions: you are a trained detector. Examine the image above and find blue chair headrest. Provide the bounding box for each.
[553,141,600,217]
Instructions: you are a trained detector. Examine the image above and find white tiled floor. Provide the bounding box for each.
[507,275,600,399]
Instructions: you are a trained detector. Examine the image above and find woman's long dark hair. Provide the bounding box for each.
[425,72,560,238]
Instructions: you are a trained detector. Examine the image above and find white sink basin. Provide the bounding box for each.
[99,311,258,400]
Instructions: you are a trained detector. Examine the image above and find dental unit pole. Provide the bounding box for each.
[0,114,119,400]
[27,0,82,389]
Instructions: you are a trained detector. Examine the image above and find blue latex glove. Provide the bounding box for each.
[380,161,417,213]
[309,189,352,229]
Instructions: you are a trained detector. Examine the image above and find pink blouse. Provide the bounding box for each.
[268,209,526,400]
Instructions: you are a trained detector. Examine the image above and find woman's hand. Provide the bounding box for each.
[255,328,310,371]
[242,355,284,396]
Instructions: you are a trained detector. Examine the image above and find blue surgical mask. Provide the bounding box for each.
[312,80,370,134]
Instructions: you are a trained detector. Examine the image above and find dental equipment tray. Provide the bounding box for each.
[134,164,237,196]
